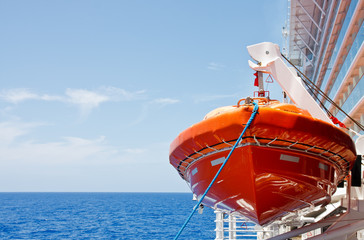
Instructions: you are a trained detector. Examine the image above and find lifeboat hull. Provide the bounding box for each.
[187,145,337,225]
[169,100,356,225]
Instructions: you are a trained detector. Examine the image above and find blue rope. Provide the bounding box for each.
[174,102,259,240]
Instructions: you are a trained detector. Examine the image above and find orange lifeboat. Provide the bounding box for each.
[169,97,356,225]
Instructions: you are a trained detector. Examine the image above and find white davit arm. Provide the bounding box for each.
[247,42,332,124]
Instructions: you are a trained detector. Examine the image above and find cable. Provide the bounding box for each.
[281,53,364,131]
[173,102,259,240]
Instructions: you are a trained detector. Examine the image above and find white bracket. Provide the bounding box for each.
[247,42,332,124]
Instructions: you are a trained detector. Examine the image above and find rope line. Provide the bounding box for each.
[281,53,364,131]
[173,102,259,240]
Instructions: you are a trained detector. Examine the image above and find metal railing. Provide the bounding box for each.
[215,210,274,240]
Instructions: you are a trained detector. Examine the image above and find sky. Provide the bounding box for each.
[0,0,287,192]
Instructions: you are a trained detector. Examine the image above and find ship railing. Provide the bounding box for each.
[214,210,274,240]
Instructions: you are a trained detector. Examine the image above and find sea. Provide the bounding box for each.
[0,192,218,239]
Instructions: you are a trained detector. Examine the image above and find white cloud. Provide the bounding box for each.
[121,148,146,154]
[40,94,64,101]
[207,62,225,71]
[0,120,180,191]
[65,88,110,116]
[152,98,180,105]
[0,87,179,124]
[0,121,45,145]
[100,86,146,101]
[0,88,39,103]
[62,135,106,146]
[0,122,28,144]
[0,87,147,116]
[0,121,117,166]
[0,89,64,103]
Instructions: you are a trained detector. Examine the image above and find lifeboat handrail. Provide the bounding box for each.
[253,135,261,146]
[205,144,218,151]
[237,97,270,107]
[173,102,260,240]
[267,137,278,146]
[305,145,316,152]
[178,135,351,180]
[222,139,234,146]
[184,155,194,160]
[287,141,299,149]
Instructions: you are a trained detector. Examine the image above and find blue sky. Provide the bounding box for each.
[0,0,286,192]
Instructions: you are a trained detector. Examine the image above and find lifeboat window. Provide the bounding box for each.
[280,154,299,163]
[318,163,328,171]
[211,157,226,166]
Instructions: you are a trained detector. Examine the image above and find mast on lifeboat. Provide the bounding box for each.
[253,71,265,97]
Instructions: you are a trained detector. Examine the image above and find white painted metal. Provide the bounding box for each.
[292,40,313,66]
[296,0,321,32]
[348,129,364,155]
[320,0,363,100]
[214,210,275,239]
[311,0,325,16]
[328,42,364,113]
[309,219,364,239]
[257,71,264,95]
[295,15,319,46]
[215,210,224,240]
[246,42,332,124]
[267,215,340,240]
[228,214,236,240]
[356,135,364,155]
[294,29,316,56]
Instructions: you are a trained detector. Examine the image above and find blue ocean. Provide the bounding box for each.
[0,193,217,239]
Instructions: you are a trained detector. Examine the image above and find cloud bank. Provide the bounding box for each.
[0,120,175,192]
